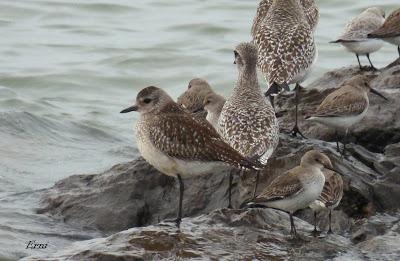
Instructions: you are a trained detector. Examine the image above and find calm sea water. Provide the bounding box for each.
[0,0,398,259]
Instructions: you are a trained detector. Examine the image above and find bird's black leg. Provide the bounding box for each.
[289,212,297,237]
[341,129,349,157]
[335,130,340,153]
[290,84,306,138]
[252,171,260,199]
[356,54,362,70]
[327,210,333,234]
[228,172,233,209]
[398,46,400,58]
[176,174,184,228]
[311,211,320,237]
[366,54,377,71]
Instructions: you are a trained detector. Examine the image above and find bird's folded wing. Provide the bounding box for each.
[369,11,400,38]
[313,89,367,117]
[148,114,254,169]
[319,172,344,206]
[254,169,304,202]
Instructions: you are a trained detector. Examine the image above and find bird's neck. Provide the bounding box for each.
[233,66,261,96]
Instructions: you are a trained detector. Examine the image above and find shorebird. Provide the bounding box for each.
[307,75,388,155]
[309,170,344,236]
[251,0,319,38]
[247,150,340,237]
[203,92,226,131]
[331,7,385,70]
[368,8,400,58]
[177,78,214,119]
[219,42,279,199]
[253,0,318,137]
[120,86,261,227]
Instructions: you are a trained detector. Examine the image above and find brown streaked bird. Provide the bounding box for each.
[203,92,226,131]
[247,150,341,237]
[251,0,319,38]
[306,75,388,155]
[368,8,400,58]
[177,78,214,119]
[331,7,385,70]
[219,42,279,200]
[120,86,261,227]
[253,0,318,137]
[309,170,344,236]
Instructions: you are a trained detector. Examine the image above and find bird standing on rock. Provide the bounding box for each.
[120,86,261,227]
[247,150,341,238]
[309,170,344,236]
[219,42,279,200]
[368,8,400,58]
[331,7,385,71]
[306,75,388,156]
[253,0,318,137]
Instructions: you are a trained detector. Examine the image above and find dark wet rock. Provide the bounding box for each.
[277,65,400,152]
[22,208,353,261]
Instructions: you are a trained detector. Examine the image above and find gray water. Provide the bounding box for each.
[0,0,398,260]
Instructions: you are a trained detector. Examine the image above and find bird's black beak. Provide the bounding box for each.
[370,88,388,101]
[120,105,138,113]
[325,166,345,176]
[233,60,236,64]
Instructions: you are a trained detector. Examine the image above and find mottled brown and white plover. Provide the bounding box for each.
[331,7,385,70]
[368,8,400,58]
[203,92,226,131]
[251,0,319,38]
[309,170,344,236]
[120,86,261,227]
[307,75,388,155]
[177,78,215,119]
[253,0,318,137]
[219,42,279,199]
[248,150,339,237]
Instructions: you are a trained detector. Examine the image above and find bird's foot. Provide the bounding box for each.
[327,229,333,235]
[290,125,306,139]
[311,229,321,238]
[161,217,182,228]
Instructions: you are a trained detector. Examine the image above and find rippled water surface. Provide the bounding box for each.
[0,0,398,259]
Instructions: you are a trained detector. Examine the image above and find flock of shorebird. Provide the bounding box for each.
[120,0,398,238]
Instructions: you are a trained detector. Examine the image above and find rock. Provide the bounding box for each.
[276,65,400,152]
[22,208,354,261]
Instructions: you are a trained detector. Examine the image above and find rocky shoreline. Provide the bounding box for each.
[23,62,400,260]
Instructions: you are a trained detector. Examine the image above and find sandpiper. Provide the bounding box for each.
[251,0,319,38]
[307,75,388,155]
[331,7,385,70]
[177,78,215,119]
[203,92,226,131]
[368,8,400,58]
[248,150,339,237]
[120,86,261,227]
[253,0,318,137]
[219,42,279,199]
[309,170,343,236]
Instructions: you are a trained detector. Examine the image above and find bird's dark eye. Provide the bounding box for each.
[188,84,192,89]
[234,51,239,58]
[143,98,151,104]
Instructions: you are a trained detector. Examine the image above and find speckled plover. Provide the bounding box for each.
[309,170,344,236]
[219,42,279,200]
[307,75,388,155]
[248,150,340,237]
[368,8,400,58]
[177,78,215,119]
[253,0,318,137]
[120,86,261,227]
[331,7,385,70]
[251,0,319,38]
